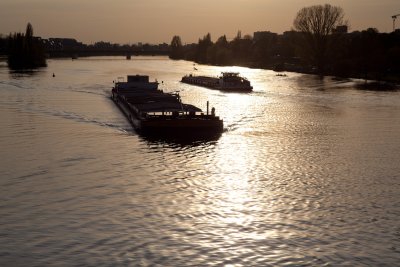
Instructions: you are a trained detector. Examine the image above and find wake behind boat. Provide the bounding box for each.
[111,75,223,136]
[181,72,253,92]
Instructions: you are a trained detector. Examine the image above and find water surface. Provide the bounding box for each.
[1,57,399,266]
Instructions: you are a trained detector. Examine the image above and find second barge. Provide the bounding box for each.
[181,72,253,92]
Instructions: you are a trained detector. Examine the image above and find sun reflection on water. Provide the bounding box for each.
[202,134,264,236]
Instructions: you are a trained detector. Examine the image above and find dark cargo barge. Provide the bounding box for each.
[111,75,224,135]
[181,72,253,92]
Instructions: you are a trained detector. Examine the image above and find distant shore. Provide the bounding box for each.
[1,50,398,90]
[186,59,400,90]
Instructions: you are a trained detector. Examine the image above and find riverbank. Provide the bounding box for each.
[191,59,400,90]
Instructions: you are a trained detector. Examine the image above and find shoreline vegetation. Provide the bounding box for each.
[0,4,399,89]
[169,30,400,90]
[6,23,47,70]
[169,5,400,88]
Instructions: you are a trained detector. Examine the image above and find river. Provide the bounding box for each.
[1,56,399,266]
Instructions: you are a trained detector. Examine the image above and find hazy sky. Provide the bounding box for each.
[0,0,399,44]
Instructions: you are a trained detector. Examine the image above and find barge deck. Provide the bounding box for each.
[181,72,253,92]
[111,75,224,135]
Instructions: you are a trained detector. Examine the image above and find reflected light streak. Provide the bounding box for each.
[198,134,286,247]
[206,135,259,229]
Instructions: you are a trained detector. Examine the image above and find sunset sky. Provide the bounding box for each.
[0,0,399,44]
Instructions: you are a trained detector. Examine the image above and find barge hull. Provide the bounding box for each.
[181,73,253,92]
[111,75,224,136]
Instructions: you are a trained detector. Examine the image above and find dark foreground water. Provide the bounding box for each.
[1,56,399,266]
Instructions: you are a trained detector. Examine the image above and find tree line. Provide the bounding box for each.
[1,4,399,83]
[170,4,400,83]
[6,23,47,70]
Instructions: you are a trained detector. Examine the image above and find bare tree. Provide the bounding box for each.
[293,4,347,74]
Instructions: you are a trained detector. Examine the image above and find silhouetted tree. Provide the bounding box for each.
[26,23,33,39]
[252,32,279,67]
[0,34,8,55]
[327,30,352,77]
[293,4,347,74]
[353,28,387,81]
[196,33,213,63]
[168,24,400,83]
[169,35,184,59]
[216,35,228,48]
[385,31,400,77]
[7,23,47,69]
[214,35,231,64]
[235,31,242,40]
[230,31,253,64]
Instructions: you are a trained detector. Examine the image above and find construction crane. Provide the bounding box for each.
[392,13,400,32]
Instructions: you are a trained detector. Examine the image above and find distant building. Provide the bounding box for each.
[45,38,84,50]
[282,31,299,37]
[333,25,348,34]
[253,31,278,42]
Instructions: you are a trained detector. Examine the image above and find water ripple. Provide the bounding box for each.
[1,57,400,266]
